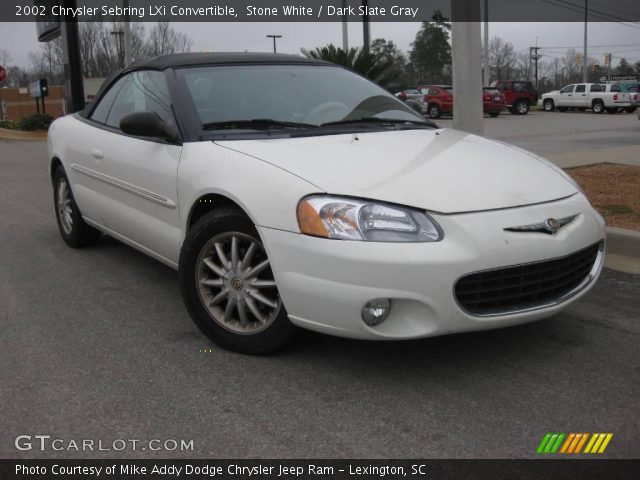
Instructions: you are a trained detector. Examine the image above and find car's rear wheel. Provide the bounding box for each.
[53,167,101,248]
[179,208,296,354]
[543,99,555,112]
[428,104,442,119]
[592,100,604,114]
[514,99,530,114]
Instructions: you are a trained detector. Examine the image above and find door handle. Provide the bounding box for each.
[91,149,103,159]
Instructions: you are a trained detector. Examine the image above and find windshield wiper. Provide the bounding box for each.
[320,117,436,128]
[202,119,317,131]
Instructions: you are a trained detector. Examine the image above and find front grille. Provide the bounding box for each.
[455,242,601,316]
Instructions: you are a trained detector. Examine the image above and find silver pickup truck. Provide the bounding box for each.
[542,83,631,114]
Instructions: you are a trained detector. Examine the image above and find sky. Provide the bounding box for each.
[1,21,639,70]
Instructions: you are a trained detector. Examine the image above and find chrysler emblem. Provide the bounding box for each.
[545,218,561,232]
[504,214,578,235]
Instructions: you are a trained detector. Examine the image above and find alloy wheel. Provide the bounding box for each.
[57,178,74,235]
[195,232,281,334]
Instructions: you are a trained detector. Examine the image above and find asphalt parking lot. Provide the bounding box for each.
[1,113,639,459]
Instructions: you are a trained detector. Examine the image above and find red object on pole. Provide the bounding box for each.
[0,65,7,83]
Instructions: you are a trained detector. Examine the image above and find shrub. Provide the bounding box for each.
[19,113,54,131]
[0,119,20,130]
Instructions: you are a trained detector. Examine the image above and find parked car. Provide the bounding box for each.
[490,80,538,115]
[483,87,507,117]
[48,53,605,354]
[395,88,427,114]
[417,85,506,118]
[542,83,631,114]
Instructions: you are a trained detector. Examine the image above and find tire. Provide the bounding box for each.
[179,208,297,354]
[488,111,500,118]
[53,167,101,248]
[428,103,442,119]
[514,99,530,115]
[557,107,568,112]
[543,99,555,112]
[624,107,637,113]
[592,100,604,114]
[606,107,619,114]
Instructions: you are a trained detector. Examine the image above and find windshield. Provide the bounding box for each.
[176,64,423,131]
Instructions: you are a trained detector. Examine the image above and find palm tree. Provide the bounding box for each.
[301,44,397,88]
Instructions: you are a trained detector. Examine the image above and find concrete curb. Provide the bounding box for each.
[606,226,640,258]
[0,128,48,141]
[605,227,640,275]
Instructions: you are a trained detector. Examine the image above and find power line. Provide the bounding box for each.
[538,0,640,30]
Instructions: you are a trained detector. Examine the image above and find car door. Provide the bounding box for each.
[558,84,575,106]
[83,70,183,265]
[573,84,588,107]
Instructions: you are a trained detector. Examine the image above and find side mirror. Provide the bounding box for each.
[120,111,179,143]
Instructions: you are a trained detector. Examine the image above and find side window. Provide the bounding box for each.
[560,85,575,93]
[420,87,429,95]
[105,71,172,130]
[513,82,529,92]
[590,84,603,92]
[90,76,128,124]
[575,85,586,93]
[610,84,620,93]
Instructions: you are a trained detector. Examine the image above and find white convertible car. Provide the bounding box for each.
[48,53,605,353]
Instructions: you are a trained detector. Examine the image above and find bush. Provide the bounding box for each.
[0,119,20,130]
[19,113,54,131]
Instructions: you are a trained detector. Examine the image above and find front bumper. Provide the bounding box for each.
[259,194,605,340]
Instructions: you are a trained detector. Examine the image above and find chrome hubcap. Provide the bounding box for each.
[57,178,73,235]
[195,232,281,334]
[518,102,528,113]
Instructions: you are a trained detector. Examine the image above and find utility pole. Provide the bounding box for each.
[341,0,349,51]
[266,34,282,53]
[123,0,132,66]
[451,0,483,134]
[606,53,613,82]
[61,0,85,112]
[362,0,370,47]
[483,0,489,86]
[530,46,541,90]
[111,30,125,69]
[583,0,588,83]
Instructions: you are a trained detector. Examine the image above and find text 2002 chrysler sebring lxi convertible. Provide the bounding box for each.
[48,53,605,353]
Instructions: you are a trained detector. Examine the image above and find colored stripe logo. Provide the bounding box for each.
[537,433,613,454]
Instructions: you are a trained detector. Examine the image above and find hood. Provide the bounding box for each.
[216,128,577,214]
[543,90,559,96]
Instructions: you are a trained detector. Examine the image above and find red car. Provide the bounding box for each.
[417,85,506,119]
[490,80,539,115]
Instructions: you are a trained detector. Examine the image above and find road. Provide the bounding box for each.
[1,117,639,459]
[436,109,640,168]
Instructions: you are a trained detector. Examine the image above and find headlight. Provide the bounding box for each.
[297,195,442,242]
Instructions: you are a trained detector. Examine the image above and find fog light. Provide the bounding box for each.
[361,299,391,326]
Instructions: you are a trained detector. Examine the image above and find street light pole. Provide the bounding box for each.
[362,0,370,47]
[266,34,282,53]
[483,0,489,86]
[342,0,349,50]
[583,0,588,83]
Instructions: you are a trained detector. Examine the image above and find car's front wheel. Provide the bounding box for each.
[179,208,296,354]
[428,104,442,119]
[592,100,605,114]
[514,99,530,114]
[53,167,101,248]
[543,99,555,111]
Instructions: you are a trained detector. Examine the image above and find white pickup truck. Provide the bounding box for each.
[542,83,631,114]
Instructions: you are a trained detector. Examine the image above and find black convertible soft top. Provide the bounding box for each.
[81,52,331,118]
[124,52,328,72]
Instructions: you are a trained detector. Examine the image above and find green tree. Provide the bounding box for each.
[301,44,396,87]
[370,38,408,88]
[615,58,635,76]
[410,12,452,84]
